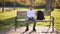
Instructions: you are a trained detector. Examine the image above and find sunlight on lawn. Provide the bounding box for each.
[52,9,60,30]
[0,9,16,30]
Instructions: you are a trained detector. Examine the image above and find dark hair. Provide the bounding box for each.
[29,5,34,7]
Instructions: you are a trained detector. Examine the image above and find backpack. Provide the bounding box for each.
[37,11,45,20]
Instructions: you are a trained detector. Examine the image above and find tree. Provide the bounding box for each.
[13,0,16,10]
[34,0,46,6]
[2,0,5,12]
[56,0,60,7]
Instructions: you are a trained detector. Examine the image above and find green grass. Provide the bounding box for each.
[0,8,60,30]
[51,9,60,30]
[0,10,16,30]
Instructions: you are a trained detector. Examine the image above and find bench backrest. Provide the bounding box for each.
[17,11,27,16]
[17,11,51,16]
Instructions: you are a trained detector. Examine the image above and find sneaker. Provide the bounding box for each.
[33,28,36,31]
[25,28,29,31]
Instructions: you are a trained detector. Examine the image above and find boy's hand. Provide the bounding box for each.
[29,17,33,20]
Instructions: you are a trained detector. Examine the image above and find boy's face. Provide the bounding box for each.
[29,6,34,10]
[29,7,33,10]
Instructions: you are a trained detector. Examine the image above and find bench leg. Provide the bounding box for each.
[49,16,52,28]
[49,21,51,28]
[52,17,54,32]
[15,20,16,31]
[20,22,23,26]
[15,19,16,31]
[15,17,18,31]
[52,20,54,32]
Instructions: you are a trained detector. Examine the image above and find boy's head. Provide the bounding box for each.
[29,5,34,10]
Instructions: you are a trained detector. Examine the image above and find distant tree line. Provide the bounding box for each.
[0,0,60,8]
[0,2,46,8]
[0,0,60,12]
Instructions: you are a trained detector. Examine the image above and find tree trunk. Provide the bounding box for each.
[2,0,4,12]
[14,0,16,10]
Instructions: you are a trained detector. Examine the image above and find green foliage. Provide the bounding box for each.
[56,0,60,6]
[34,0,46,6]
[0,0,46,6]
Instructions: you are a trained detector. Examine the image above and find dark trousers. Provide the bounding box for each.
[26,17,36,29]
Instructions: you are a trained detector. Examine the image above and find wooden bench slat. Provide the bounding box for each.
[16,19,53,22]
[17,11,51,16]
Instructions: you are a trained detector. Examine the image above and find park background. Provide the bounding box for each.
[0,0,60,32]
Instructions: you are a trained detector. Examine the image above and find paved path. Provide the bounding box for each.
[0,26,60,34]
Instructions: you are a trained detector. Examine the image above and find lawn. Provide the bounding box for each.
[0,9,16,30]
[51,9,60,30]
[0,8,60,31]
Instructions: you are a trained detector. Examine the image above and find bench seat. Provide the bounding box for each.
[16,19,53,22]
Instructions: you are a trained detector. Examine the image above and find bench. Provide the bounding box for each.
[15,11,54,32]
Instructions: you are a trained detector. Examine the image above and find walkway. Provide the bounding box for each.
[0,26,60,34]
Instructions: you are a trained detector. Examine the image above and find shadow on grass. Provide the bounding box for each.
[0,12,2,13]
[0,17,32,29]
[0,17,15,30]
[0,17,16,34]
[0,16,50,32]
[0,17,36,30]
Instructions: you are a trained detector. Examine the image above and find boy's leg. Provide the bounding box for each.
[25,17,29,31]
[32,17,36,31]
